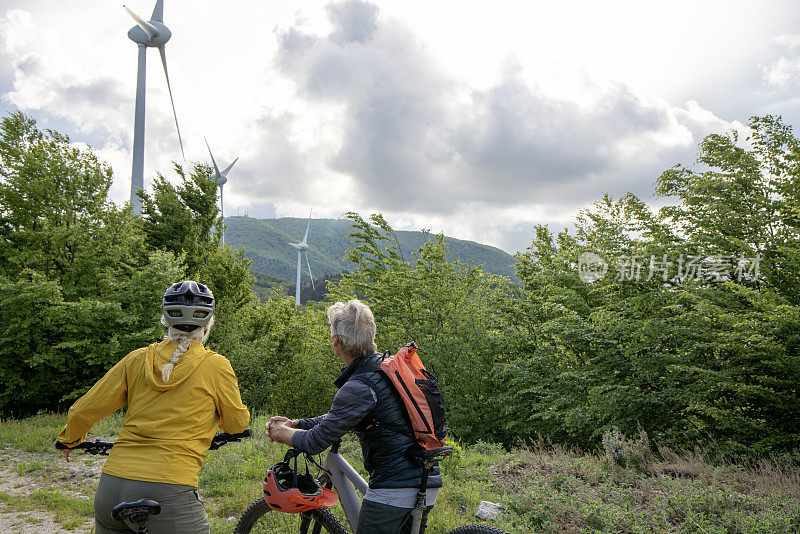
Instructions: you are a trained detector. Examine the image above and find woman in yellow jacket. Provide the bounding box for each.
[56,281,250,534]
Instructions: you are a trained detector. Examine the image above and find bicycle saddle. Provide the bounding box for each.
[112,499,161,522]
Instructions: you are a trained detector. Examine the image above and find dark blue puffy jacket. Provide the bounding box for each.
[336,352,442,489]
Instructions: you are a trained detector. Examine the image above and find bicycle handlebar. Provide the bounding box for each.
[55,439,114,455]
[208,429,252,450]
[55,429,252,455]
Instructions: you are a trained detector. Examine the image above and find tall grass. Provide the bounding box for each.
[0,412,123,453]
[1,415,799,533]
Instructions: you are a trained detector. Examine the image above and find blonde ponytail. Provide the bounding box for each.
[160,316,214,382]
[161,336,192,382]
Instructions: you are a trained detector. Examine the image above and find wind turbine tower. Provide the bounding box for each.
[205,139,239,244]
[125,0,185,213]
[289,215,315,306]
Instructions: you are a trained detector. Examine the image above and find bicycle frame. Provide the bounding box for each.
[236,443,504,534]
[320,446,367,532]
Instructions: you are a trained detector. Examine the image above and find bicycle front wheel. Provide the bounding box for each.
[234,497,348,534]
[446,526,509,534]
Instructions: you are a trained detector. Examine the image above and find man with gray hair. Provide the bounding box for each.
[267,299,442,534]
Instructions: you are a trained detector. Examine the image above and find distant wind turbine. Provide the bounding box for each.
[289,214,315,306]
[205,138,238,244]
[124,0,184,213]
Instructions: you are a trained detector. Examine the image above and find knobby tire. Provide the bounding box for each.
[234,497,347,534]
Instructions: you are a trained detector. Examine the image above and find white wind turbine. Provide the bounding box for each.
[289,214,315,306]
[205,138,239,244]
[124,0,184,213]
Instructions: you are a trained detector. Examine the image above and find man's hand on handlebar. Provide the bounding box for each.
[266,416,298,445]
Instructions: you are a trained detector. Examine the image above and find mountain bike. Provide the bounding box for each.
[56,430,252,534]
[234,440,508,534]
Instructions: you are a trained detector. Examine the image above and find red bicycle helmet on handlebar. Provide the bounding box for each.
[263,449,337,513]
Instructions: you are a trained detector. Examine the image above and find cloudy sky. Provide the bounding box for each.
[1,0,799,253]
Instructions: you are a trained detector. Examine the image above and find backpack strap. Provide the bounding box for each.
[350,371,414,438]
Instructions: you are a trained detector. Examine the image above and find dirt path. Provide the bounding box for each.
[0,509,88,534]
[0,445,103,533]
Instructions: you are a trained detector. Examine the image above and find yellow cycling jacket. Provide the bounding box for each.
[57,339,250,487]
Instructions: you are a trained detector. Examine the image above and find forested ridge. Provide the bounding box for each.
[223,215,517,282]
[1,110,798,458]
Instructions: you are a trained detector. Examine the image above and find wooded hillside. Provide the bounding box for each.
[223,215,517,281]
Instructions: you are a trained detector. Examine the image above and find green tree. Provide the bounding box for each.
[0,111,116,289]
[139,163,222,276]
[138,163,255,317]
[209,290,340,417]
[656,115,800,299]
[500,116,800,455]
[329,212,512,442]
[0,111,183,416]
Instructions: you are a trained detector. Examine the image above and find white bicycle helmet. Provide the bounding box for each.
[162,281,214,332]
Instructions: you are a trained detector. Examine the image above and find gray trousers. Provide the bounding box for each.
[356,500,432,534]
[94,473,210,534]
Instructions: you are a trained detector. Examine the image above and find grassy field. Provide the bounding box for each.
[0,413,799,533]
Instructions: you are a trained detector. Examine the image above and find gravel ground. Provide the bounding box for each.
[0,446,103,533]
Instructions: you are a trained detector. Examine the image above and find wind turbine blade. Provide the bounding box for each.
[204,137,221,176]
[150,0,164,22]
[123,6,158,39]
[302,214,311,244]
[159,46,185,160]
[221,157,239,176]
[305,252,315,290]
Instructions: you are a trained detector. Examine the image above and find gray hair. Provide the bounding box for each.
[327,299,377,358]
[159,316,214,382]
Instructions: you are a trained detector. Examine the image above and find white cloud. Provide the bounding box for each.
[1,10,130,135]
[761,32,800,90]
[764,56,800,89]
[0,1,796,253]
[275,8,744,216]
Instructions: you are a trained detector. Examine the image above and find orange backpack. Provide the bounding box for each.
[380,342,448,450]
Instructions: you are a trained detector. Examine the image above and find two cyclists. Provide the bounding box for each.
[55,281,250,534]
[267,299,442,534]
[56,290,446,534]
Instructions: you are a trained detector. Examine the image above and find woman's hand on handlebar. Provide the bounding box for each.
[54,440,71,463]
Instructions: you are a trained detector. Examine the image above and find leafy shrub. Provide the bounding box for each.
[601,426,652,470]
[209,292,340,418]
